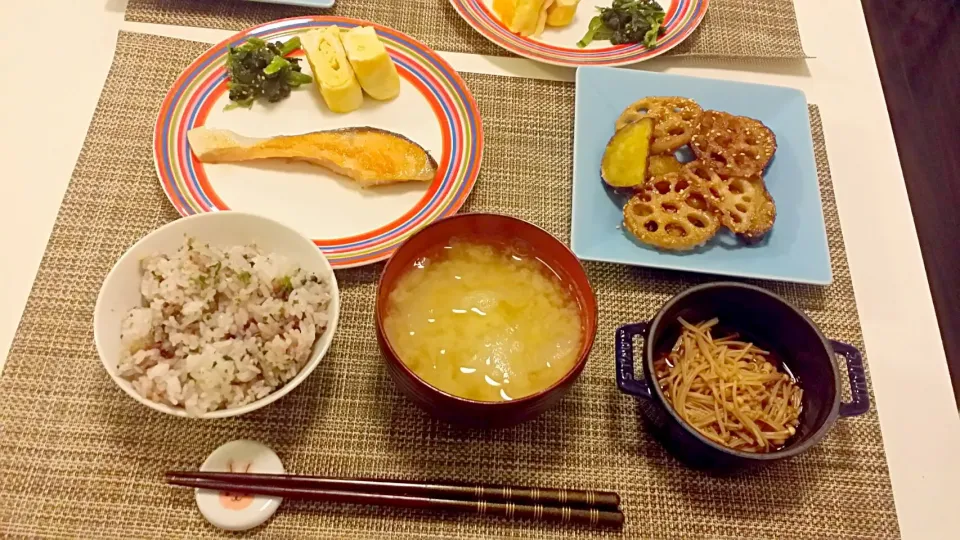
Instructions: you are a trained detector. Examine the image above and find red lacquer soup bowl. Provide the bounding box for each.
[375,213,598,427]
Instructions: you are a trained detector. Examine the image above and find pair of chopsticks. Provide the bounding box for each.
[166,471,624,527]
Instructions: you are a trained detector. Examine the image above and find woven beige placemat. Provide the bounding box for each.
[669,0,806,58]
[124,0,806,59]
[0,32,890,538]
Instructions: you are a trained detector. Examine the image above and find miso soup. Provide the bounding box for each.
[383,239,583,402]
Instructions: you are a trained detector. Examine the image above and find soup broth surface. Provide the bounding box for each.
[383,239,583,402]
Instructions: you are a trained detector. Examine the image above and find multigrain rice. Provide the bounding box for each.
[118,238,331,415]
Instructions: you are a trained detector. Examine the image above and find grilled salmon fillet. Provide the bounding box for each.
[187,126,438,187]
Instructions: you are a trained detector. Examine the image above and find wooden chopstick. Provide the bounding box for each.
[165,471,620,509]
[165,474,624,527]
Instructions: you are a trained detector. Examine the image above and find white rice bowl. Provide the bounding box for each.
[95,212,339,418]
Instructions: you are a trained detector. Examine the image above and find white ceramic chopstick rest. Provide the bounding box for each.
[195,440,285,531]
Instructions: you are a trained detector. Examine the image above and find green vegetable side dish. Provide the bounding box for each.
[577,0,666,49]
[225,36,313,109]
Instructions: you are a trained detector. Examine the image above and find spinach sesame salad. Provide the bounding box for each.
[578,0,667,49]
[225,36,313,109]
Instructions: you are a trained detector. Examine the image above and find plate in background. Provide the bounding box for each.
[448,0,708,66]
[247,0,335,7]
[571,67,832,285]
[155,16,483,268]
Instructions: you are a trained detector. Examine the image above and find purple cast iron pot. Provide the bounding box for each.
[616,282,870,471]
[375,214,599,428]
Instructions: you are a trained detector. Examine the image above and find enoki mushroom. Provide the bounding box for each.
[654,318,803,453]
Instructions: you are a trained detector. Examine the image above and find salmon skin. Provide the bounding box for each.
[187,126,439,187]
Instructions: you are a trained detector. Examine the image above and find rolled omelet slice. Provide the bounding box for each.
[511,0,544,36]
[492,0,517,27]
[341,26,401,101]
[546,0,580,27]
[301,27,363,113]
[535,0,555,37]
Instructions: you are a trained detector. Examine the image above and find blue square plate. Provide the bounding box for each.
[571,67,832,285]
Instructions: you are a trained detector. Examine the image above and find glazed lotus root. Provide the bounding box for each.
[684,161,776,241]
[615,97,703,155]
[623,173,720,251]
[690,110,777,177]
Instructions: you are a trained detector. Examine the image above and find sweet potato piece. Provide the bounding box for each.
[600,117,654,189]
[648,155,683,178]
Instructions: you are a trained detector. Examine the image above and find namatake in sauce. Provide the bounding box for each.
[383,239,583,402]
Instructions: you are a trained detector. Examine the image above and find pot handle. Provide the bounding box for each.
[615,323,652,399]
[831,340,870,417]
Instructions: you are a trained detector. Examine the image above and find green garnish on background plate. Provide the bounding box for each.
[578,0,666,49]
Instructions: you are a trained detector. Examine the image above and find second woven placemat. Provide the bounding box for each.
[0,32,889,539]
[124,0,806,59]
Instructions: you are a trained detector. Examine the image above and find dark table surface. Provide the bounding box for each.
[862,0,960,404]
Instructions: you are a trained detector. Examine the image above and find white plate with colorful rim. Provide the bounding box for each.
[155,16,484,268]
[448,0,709,66]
